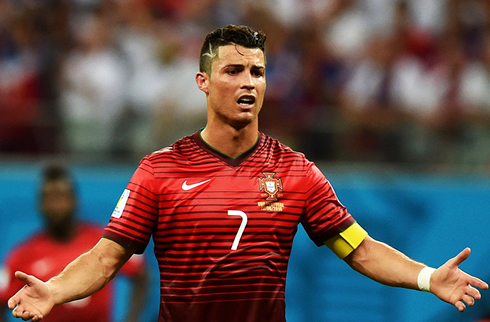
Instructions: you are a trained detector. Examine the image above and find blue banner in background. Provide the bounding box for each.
[0,163,488,322]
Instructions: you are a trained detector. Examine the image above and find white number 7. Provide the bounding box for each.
[228,210,248,250]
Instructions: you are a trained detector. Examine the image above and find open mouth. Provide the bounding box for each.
[237,95,256,106]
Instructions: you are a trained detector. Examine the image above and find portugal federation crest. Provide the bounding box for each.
[258,172,283,201]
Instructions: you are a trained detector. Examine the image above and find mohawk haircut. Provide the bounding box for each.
[199,25,266,75]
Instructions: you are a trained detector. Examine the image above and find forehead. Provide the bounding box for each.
[214,45,265,68]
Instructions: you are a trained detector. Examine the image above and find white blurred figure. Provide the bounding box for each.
[114,0,169,157]
[459,30,490,169]
[151,26,207,146]
[313,0,400,63]
[403,0,489,169]
[408,0,448,35]
[339,31,418,163]
[116,1,207,155]
[60,11,129,159]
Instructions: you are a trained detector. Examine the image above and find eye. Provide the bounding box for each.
[252,69,264,77]
[225,66,242,75]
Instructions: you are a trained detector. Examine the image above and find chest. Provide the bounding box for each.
[153,169,304,252]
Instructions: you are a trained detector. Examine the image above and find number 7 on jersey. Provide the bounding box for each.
[228,210,248,250]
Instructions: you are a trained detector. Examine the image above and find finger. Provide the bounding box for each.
[461,294,475,307]
[454,300,466,312]
[12,307,32,321]
[8,296,19,309]
[13,307,43,321]
[32,314,44,322]
[466,285,482,300]
[469,276,489,290]
[14,271,32,285]
[450,248,471,267]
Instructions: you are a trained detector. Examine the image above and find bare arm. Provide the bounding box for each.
[8,238,134,321]
[344,236,424,288]
[344,236,488,311]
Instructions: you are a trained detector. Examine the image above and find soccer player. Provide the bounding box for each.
[7,25,488,322]
[0,164,148,322]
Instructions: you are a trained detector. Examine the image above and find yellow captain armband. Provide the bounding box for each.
[324,222,368,259]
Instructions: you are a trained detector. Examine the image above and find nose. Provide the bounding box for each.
[241,71,255,90]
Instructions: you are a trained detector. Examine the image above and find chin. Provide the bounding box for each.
[230,117,257,130]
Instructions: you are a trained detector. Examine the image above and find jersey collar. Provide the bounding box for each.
[193,130,262,167]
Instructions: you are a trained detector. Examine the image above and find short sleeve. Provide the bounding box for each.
[301,164,356,246]
[103,157,159,254]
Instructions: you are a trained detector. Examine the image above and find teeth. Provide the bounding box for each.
[238,97,255,104]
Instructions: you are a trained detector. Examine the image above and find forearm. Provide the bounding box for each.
[344,235,426,290]
[46,239,132,306]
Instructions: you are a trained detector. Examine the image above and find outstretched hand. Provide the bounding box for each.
[8,271,56,321]
[430,248,489,312]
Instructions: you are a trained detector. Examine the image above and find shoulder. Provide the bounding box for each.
[260,133,314,167]
[144,134,200,164]
[4,232,48,263]
[78,223,104,236]
[128,134,202,185]
[149,134,197,156]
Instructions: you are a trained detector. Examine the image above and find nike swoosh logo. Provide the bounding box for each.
[182,179,211,191]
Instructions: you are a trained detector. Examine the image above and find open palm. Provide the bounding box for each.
[8,271,55,321]
[430,248,489,312]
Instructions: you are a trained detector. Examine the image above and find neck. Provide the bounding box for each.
[200,124,258,159]
[47,218,77,242]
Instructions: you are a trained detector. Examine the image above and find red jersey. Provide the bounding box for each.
[0,224,144,322]
[103,132,355,322]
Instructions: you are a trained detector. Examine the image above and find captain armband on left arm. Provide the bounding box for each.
[324,222,368,259]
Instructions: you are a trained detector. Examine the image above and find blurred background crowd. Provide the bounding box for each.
[1,0,490,171]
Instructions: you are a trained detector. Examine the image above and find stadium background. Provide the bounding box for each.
[1,0,490,321]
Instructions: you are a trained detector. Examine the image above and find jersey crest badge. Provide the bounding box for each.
[258,172,283,201]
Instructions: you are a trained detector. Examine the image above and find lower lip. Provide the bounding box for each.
[238,103,254,110]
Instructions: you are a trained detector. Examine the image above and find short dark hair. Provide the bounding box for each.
[199,25,266,75]
[43,163,71,183]
[41,163,75,196]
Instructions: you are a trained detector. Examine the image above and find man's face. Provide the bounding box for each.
[200,44,266,129]
[41,180,75,227]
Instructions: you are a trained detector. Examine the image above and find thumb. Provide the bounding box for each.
[14,271,35,285]
[448,247,471,268]
[8,271,30,309]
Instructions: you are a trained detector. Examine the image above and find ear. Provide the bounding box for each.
[196,72,209,94]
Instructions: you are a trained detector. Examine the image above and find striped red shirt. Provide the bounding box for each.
[103,131,355,322]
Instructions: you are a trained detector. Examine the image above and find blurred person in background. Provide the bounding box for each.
[0,3,63,155]
[115,0,208,155]
[59,4,129,159]
[338,31,413,163]
[5,25,488,322]
[109,0,171,158]
[0,163,148,322]
[396,0,490,169]
[458,29,490,170]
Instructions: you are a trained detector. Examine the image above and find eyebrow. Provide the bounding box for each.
[224,64,265,70]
